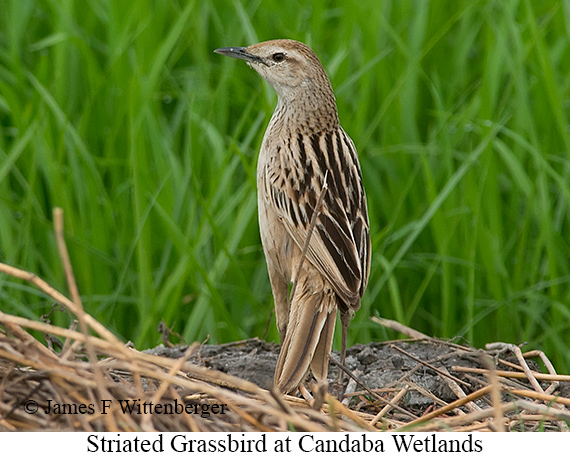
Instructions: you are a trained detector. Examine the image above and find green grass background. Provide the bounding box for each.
[1,0,569,371]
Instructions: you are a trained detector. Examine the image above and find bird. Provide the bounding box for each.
[215,39,370,394]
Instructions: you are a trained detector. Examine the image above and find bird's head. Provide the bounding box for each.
[215,39,334,103]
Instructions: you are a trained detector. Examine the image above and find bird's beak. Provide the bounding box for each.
[214,47,265,65]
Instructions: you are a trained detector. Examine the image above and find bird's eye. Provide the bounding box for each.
[272,52,286,62]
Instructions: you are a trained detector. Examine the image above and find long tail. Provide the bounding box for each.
[274,273,337,394]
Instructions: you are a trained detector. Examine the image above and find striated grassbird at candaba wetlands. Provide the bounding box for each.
[215,39,371,394]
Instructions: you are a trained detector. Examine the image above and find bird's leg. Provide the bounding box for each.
[338,310,352,384]
[266,262,289,343]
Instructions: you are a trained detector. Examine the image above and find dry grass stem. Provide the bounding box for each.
[452,366,570,382]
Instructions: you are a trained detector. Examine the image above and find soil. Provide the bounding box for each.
[146,337,568,417]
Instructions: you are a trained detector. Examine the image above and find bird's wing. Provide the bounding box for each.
[261,128,370,305]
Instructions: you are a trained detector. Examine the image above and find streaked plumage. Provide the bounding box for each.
[215,39,371,394]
